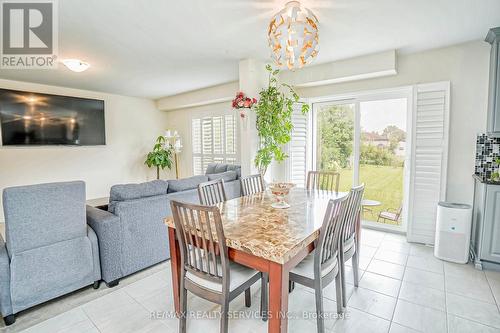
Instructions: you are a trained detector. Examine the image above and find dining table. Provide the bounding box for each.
[164,187,353,333]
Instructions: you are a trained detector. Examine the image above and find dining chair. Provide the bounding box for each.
[170,200,268,333]
[240,174,265,196]
[289,195,348,333]
[338,184,365,307]
[306,171,340,194]
[198,179,227,205]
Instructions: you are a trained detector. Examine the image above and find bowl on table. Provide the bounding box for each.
[269,182,295,209]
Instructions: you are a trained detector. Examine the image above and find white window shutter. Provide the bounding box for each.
[192,114,238,175]
[288,103,309,187]
[407,82,450,244]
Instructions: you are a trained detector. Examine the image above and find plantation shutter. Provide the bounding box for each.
[407,82,450,244]
[288,103,309,187]
[192,114,238,175]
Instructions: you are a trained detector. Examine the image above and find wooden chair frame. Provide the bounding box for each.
[240,174,265,196]
[289,195,348,333]
[338,184,365,307]
[170,200,267,333]
[306,171,340,194]
[198,179,227,206]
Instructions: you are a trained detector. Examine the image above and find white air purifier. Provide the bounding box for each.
[434,202,473,263]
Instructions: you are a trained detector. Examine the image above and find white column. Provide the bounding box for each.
[238,59,268,177]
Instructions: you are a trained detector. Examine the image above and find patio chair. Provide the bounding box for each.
[377,206,403,224]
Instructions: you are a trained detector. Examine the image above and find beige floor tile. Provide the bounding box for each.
[374,249,408,265]
[403,267,444,291]
[366,259,405,280]
[446,273,496,304]
[398,281,446,311]
[359,271,402,297]
[446,293,500,329]
[393,299,447,333]
[447,314,500,333]
[347,287,397,320]
[331,307,390,333]
[406,255,444,274]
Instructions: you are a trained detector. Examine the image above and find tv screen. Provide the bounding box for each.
[0,89,105,146]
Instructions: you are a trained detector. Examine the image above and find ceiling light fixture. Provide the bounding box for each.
[62,59,90,72]
[268,1,319,70]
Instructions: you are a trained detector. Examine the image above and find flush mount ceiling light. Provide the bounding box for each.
[62,59,90,72]
[268,1,319,70]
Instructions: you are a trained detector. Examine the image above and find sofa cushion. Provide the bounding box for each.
[109,180,168,202]
[207,170,238,182]
[167,175,209,193]
[226,164,242,178]
[205,163,228,175]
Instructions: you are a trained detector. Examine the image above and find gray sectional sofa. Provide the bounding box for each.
[0,163,242,325]
[86,163,242,287]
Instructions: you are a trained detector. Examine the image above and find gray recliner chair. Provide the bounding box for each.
[0,181,101,326]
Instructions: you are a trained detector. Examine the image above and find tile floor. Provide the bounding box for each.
[3,228,500,333]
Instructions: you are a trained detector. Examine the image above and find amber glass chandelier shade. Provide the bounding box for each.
[268,1,319,70]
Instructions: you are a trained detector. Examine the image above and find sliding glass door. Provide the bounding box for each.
[313,101,356,192]
[359,98,407,226]
[312,92,410,230]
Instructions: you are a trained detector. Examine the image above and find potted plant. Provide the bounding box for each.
[253,65,309,176]
[145,135,174,179]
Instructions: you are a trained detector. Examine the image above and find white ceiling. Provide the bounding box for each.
[0,0,500,99]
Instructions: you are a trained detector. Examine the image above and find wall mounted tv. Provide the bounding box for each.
[0,89,105,146]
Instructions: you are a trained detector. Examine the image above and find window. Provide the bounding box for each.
[192,115,237,175]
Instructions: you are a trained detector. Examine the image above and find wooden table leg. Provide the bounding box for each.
[168,227,181,315]
[268,261,289,333]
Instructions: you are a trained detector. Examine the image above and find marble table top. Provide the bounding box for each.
[165,188,348,264]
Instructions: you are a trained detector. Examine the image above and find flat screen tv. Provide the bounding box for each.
[0,88,105,146]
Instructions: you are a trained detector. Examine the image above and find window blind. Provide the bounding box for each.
[192,114,238,175]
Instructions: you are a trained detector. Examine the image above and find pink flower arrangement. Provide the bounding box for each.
[232,92,257,118]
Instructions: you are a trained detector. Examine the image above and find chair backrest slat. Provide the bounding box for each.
[240,174,265,196]
[307,171,340,194]
[340,184,365,243]
[314,195,348,271]
[198,179,227,206]
[170,200,229,286]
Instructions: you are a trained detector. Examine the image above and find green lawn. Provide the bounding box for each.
[338,165,404,224]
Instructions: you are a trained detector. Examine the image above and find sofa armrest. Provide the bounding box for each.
[86,205,122,283]
[0,235,13,316]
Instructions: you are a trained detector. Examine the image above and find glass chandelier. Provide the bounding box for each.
[268,1,319,70]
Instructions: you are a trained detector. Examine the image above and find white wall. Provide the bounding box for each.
[296,40,491,205]
[0,79,168,221]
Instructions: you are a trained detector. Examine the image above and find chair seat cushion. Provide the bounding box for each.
[186,261,259,292]
[290,251,338,280]
[380,212,398,220]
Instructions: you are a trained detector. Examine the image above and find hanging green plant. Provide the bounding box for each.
[145,135,174,179]
[253,64,309,176]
